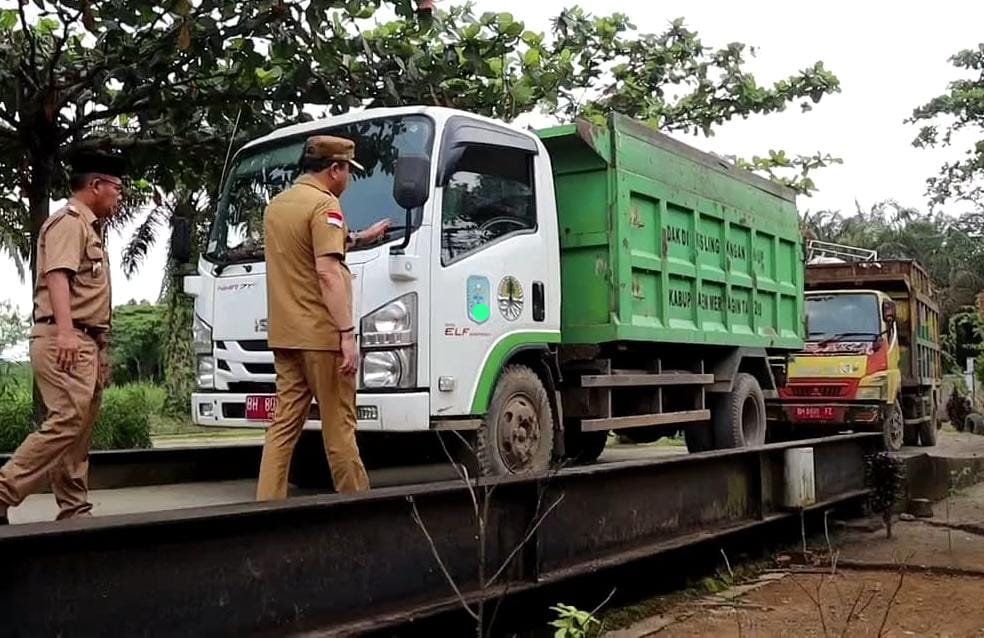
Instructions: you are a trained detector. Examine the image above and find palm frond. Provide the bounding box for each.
[122,207,168,278]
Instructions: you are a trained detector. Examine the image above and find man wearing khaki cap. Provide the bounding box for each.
[257,135,390,500]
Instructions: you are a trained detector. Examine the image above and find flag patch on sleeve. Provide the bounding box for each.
[325,210,344,228]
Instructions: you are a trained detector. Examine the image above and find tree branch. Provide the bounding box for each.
[73,133,229,151]
[408,495,479,622]
[17,0,38,85]
[47,7,83,88]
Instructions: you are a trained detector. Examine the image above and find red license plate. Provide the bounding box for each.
[793,406,836,421]
[246,395,278,421]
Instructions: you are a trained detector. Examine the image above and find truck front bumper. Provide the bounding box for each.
[766,401,885,427]
[191,391,431,432]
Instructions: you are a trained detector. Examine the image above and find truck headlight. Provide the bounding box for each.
[857,374,888,400]
[362,349,415,389]
[197,355,215,390]
[193,314,213,355]
[361,294,416,348]
[360,294,417,388]
[856,385,885,400]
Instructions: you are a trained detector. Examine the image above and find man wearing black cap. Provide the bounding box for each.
[0,150,125,523]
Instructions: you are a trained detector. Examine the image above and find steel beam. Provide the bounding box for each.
[0,434,879,637]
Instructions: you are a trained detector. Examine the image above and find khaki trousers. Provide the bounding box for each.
[256,348,369,500]
[0,331,103,519]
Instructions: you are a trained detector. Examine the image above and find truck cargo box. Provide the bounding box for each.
[538,115,803,351]
[805,260,942,387]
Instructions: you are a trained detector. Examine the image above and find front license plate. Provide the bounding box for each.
[246,395,277,421]
[793,406,836,421]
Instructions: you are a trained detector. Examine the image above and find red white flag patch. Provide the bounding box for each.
[324,210,344,228]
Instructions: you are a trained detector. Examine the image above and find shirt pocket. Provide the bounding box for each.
[85,241,106,279]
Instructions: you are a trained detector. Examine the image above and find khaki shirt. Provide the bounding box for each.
[264,174,351,350]
[32,199,112,332]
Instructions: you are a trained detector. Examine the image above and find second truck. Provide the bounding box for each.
[179,106,805,477]
[769,241,942,450]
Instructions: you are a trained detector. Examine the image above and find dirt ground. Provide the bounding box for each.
[656,571,984,637]
[606,459,984,637]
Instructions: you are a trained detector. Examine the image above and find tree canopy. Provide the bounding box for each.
[0,1,844,281]
[910,44,984,207]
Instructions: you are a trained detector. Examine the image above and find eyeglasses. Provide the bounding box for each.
[96,177,124,193]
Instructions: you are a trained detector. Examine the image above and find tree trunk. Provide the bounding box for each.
[162,196,200,417]
[28,151,55,429]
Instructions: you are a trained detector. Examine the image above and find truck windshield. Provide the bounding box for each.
[205,115,434,263]
[806,293,881,341]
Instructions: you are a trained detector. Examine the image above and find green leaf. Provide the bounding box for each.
[524,48,540,67]
[36,17,59,36]
[510,78,533,105]
[520,30,541,46]
[0,10,16,32]
[254,66,284,88]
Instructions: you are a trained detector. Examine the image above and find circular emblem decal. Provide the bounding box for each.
[497,276,524,321]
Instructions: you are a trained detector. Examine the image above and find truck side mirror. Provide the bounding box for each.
[170,217,193,264]
[882,299,896,323]
[393,154,431,211]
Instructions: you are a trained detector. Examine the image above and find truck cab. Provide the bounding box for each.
[183,107,560,467]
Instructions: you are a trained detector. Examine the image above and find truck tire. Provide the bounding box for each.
[971,413,984,436]
[881,403,904,451]
[918,419,938,446]
[918,400,939,447]
[903,424,919,447]
[564,424,609,465]
[712,373,767,448]
[477,365,555,476]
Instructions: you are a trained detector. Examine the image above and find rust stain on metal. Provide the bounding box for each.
[576,119,601,151]
[629,206,644,228]
[632,277,644,300]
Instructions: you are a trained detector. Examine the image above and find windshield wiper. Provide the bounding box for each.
[816,332,878,346]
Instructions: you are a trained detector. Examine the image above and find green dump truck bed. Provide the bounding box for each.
[538,114,804,352]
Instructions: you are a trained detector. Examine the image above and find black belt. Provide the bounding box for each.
[37,318,106,338]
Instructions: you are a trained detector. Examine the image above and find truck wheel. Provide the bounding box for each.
[712,373,767,448]
[477,365,555,476]
[918,400,939,447]
[684,422,715,452]
[881,403,904,451]
[903,424,919,447]
[564,424,609,465]
[971,413,984,436]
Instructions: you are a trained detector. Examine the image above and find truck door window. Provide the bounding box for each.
[441,145,535,265]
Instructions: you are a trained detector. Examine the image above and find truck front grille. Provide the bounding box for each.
[228,382,277,394]
[787,384,848,398]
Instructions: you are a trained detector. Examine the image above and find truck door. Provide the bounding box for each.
[430,118,559,418]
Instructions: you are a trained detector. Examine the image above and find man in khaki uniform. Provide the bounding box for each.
[257,135,390,500]
[0,150,125,524]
